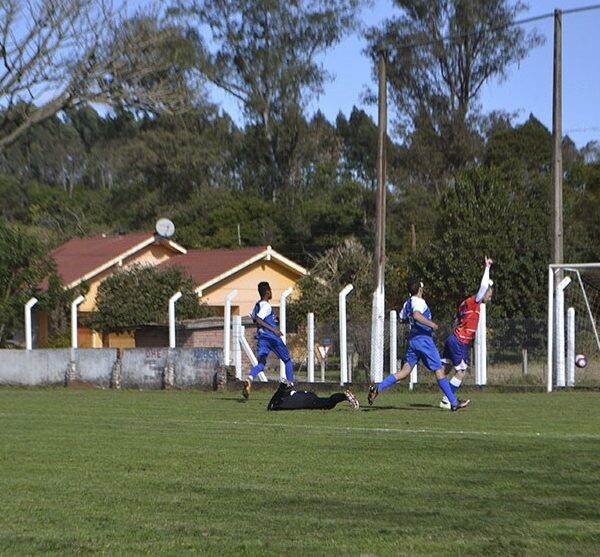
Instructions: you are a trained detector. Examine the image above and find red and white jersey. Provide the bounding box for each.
[453,295,482,344]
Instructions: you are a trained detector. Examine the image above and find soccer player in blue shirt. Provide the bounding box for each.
[368,278,470,411]
[242,281,295,399]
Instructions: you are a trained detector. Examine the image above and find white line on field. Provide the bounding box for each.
[2,412,598,441]
[206,420,600,441]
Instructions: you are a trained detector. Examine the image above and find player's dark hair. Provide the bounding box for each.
[407,278,422,296]
[258,281,271,297]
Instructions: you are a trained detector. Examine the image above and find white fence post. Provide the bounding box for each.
[480,303,487,385]
[567,307,575,387]
[370,287,385,383]
[307,313,315,383]
[279,287,293,381]
[474,303,487,385]
[233,315,242,379]
[25,297,38,350]
[224,289,238,366]
[69,295,85,383]
[168,292,183,349]
[389,310,397,375]
[547,267,555,392]
[556,277,572,387]
[339,284,354,386]
[239,327,267,382]
[71,295,85,349]
[409,365,418,390]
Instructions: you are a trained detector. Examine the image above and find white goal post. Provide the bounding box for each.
[547,263,600,392]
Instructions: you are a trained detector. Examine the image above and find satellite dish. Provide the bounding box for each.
[155,218,175,238]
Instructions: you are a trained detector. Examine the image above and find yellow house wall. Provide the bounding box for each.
[200,260,302,316]
[49,245,303,349]
[71,242,180,348]
[108,331,136,349]
[78,243,177,313]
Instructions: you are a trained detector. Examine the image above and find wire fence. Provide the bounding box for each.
[283,317,600,388]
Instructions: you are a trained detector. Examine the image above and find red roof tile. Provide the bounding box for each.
[159,246,269,286]
[46,235,305,293]
[49,233,167,286]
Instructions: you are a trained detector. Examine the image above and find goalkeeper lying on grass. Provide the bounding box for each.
[267,381,359,411]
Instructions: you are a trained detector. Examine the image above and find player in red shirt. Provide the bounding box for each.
[439,256,493,409]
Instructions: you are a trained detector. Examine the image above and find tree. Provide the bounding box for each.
[174,188,282,249]
[86,265,213,334]
[123,109,240,202]
[365,0,543,193]
[484,114,552,180]
[171,0,360,199]
[288,238,374,377]
[484,115,600,263]
[336,107,380,190]
[563,142,600,263]
[411,165,549,321]
[0,1,194,151]
[0,220,53,346]
[0,111,86,194]
[282,179,371,263]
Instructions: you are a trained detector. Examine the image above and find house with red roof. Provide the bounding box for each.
[40,232,307,348]
[159,245,307,316]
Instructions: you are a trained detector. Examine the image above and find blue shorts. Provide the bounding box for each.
[441,334,469,371]
[404,335,442,372]
[256,335,291,364]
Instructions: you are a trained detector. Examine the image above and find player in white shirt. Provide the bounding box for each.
[242,281,294,399]
[368,278,470,411]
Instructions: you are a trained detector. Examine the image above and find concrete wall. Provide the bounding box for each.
[119,347,223,389]
[76,348,118,388]
[0,349,71,386]
[120,347,167,389]
[172,347,223,388]
[0,347,223,389]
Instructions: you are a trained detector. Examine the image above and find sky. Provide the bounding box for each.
[216,0,600,148]
[20,1,597,147]
[314,0,600,148]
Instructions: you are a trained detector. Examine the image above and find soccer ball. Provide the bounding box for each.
[575,354,588,368]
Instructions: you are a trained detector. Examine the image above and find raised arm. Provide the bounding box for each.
[475,256,493,303]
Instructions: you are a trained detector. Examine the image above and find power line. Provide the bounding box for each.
[395,3,600,51]
[564,127,600,134]
[511,3,600,26]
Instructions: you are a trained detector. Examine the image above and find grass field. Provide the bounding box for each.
[1,387,599,556]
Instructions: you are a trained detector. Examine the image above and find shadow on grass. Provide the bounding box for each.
[361,405,402,411]
[363,403,438,411]
[218,396,250,403]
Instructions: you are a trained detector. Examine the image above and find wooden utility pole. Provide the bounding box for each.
[375,51,387,288]
[551,9,563,267]
[370,51,387,382]
[550,10,563,381]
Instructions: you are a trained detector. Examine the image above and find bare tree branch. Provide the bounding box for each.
[0,0,194,151]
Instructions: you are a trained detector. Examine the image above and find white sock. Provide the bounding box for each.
[442,377,463,403]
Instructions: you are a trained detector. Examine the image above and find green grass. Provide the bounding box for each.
[1,387,599,556]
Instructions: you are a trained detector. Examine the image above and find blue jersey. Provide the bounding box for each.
[400,295,434,338]
[250,300,279,340]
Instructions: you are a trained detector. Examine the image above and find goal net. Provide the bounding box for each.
[547,263,600,391]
